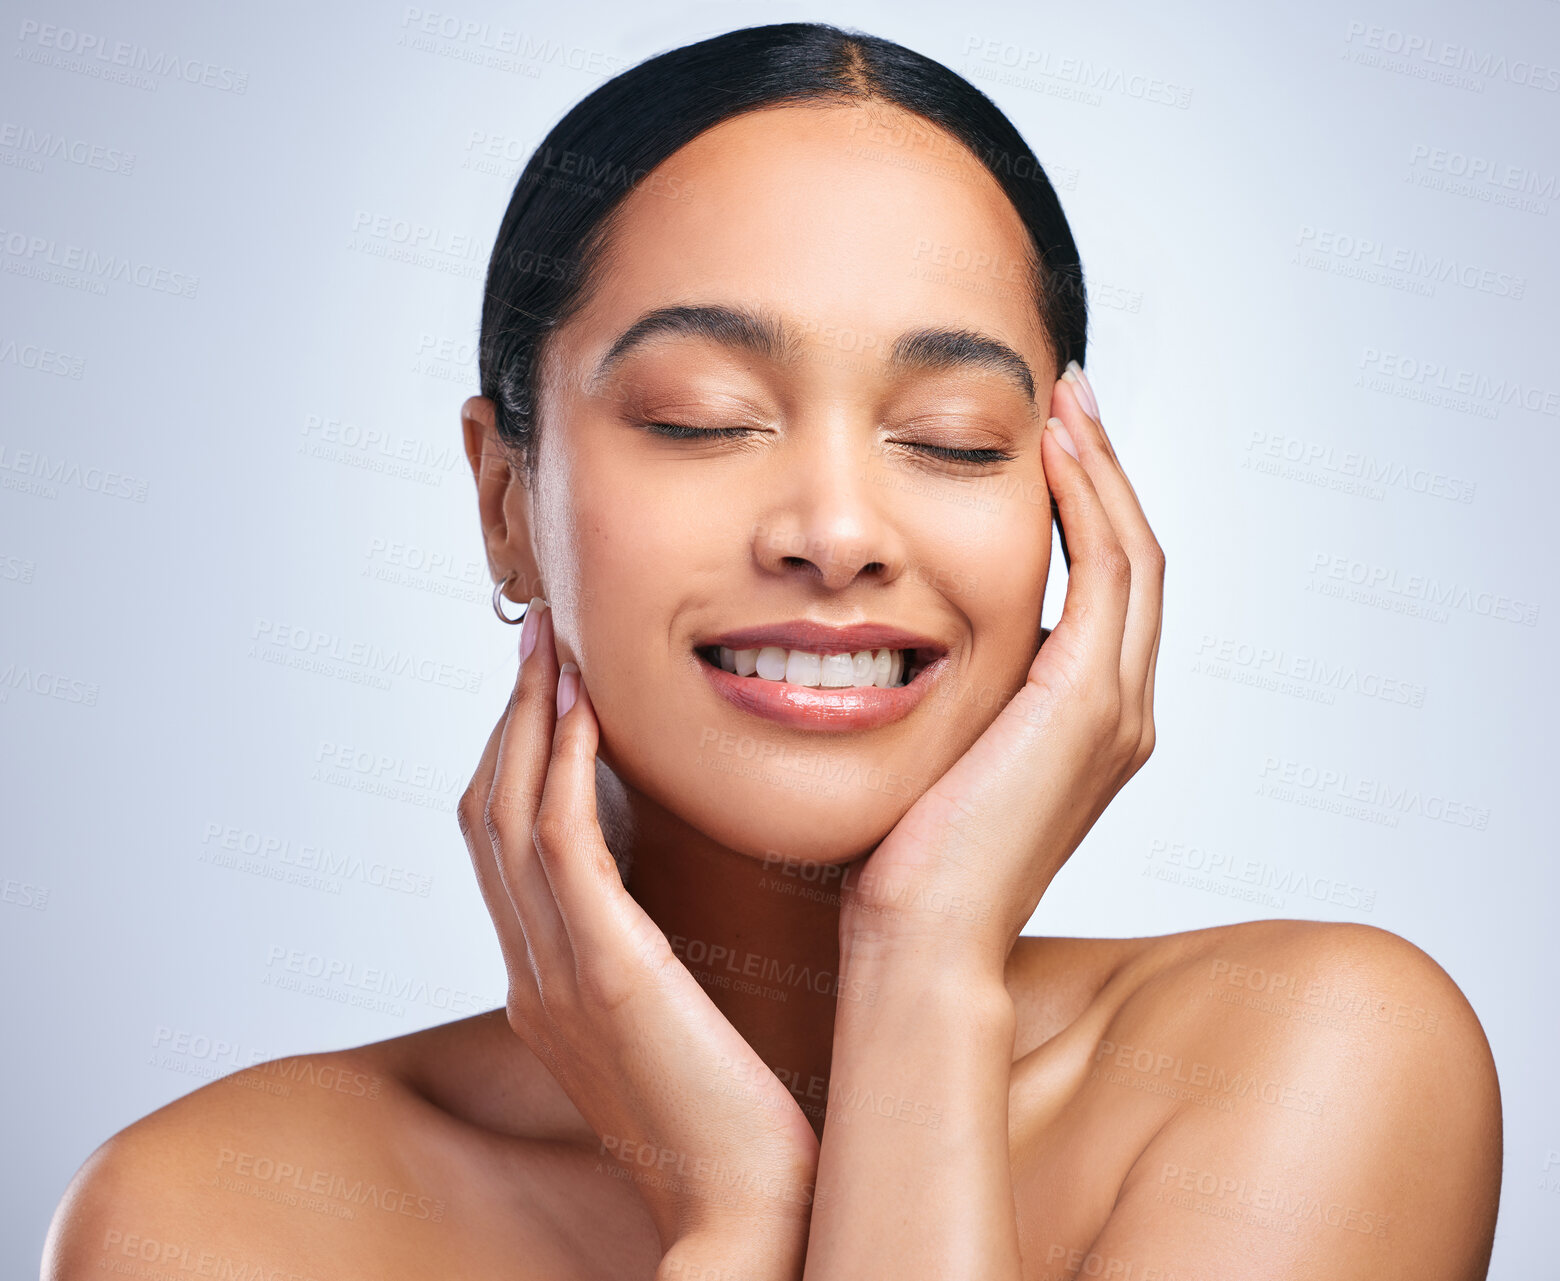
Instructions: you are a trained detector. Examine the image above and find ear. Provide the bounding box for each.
[461,395,543,605]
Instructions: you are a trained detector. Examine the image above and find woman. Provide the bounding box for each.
[45,22,1501,1281]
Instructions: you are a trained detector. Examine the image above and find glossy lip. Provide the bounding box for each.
[692,643,954,733]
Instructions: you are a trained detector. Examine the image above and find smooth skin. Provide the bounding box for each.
[44,102,1501,1280]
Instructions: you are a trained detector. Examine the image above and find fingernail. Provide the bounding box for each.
[557,661,579,717]
[1046,416,1080,461]
[519,597,547,664]
[1063,360,1100,420]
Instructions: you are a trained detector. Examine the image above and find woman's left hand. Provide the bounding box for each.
[838,368,1164,976]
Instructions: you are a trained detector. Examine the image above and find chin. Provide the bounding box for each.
[689,772,916,866]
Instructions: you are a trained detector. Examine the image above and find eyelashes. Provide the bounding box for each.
[637,421,1015,467]
[641,421,752,441]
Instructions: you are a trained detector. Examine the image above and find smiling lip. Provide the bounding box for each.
[691,620,951,732]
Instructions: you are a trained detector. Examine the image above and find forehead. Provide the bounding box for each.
[556,102,1050,377]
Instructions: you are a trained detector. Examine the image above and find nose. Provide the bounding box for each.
[751,421,909,591]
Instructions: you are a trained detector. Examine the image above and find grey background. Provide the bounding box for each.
[2,0,1555,1273]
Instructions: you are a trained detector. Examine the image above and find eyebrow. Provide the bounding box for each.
[588,303,1037,403]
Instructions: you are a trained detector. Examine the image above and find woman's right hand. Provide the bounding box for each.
[458,598,820,1262]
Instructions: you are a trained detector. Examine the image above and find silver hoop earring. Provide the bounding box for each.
[492,575,527,625]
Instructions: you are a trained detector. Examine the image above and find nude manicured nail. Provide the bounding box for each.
[1063,360,1100,420]
[557,662,580,716]
[519,597,547,664]
[1046,416,1080,461]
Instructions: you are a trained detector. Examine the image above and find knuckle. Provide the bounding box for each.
[533,968,578,1018]
[456,786,484,842]
[506,674,533,717]
[484,782,528,843]
[483,800,511,847]
[531,810,570,862]
[1136,538,1166,582]
[1095,540,1132,586]
[1074,669,1121,719]
[576,951,637,1013]
[1098,685,1125,727]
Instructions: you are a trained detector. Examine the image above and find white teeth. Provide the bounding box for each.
[720,645,915,688]
[784,650,822,686]
[819,652,856,687]
[872,649,892,686]
[755,646,789,680]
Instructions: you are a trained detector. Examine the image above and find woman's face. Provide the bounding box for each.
[499,102,1056,865]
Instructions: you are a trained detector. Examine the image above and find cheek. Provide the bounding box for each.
[914,483,1051,634]
[915,488,1051,718]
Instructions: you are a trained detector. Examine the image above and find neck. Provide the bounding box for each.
[599,760,850,1137]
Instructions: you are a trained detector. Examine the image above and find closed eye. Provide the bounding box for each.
[641,422,1014,466]
[901,443,1015,465]
[641,421,755,441]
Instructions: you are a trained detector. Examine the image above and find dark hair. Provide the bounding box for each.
[478,21,1088,481]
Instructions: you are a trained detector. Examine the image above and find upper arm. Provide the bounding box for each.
[1076,923,1501,1281]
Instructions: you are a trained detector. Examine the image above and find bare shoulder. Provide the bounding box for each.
[1078,919,1502,1279]
[42,1022,636,1281]
[42,1046,446,1279]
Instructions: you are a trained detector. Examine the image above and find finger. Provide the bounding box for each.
[533,663,630,956]
[458,705,528,962]
[487,601,572,971]
[1053,372,1164,702]
[1142,601,1163,754]
[1036,417,1133,693]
